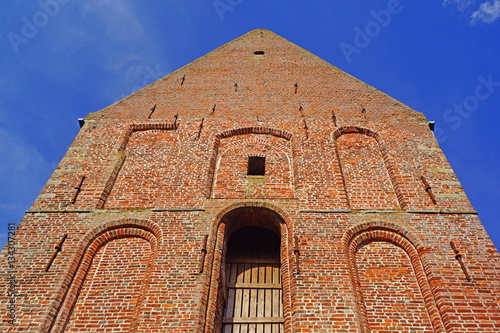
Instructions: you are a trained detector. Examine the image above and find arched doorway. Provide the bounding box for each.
[204,205,293,333]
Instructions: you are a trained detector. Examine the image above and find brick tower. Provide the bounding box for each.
[2,29,500,333]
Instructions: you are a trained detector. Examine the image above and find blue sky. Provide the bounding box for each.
[0,0,499,249]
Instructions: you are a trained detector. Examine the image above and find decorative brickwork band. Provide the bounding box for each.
[342,222,447,333]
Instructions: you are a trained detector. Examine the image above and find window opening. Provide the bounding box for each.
[247,156,265,176]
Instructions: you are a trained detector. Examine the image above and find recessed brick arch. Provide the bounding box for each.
[96,123,178,208]
[341,221,425,253]
[44,219,161,333]
[213,201,295,229]
[342,222,446,333]
[118,122,178,152]
[207,127,295,199]
[216,126,293,141]
[332,126,381,141]
[332,126,408,209]
[202,202,295,333]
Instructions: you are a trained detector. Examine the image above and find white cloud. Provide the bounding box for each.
[0,129,54,208]
[79,0,144,40]
[0,127,54,246]
[443,0,475,11]
[471,1,500,23]
[443,0,500,23]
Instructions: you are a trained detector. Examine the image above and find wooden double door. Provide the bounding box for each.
[222,226,283,333]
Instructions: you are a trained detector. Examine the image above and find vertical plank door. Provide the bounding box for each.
[223,248,283,332]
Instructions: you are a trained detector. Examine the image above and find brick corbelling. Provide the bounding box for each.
[42,219,161,333]
[342,221,447,333]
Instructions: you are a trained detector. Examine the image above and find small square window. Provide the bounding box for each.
[247,156,265,176]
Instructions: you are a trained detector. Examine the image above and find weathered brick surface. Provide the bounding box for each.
[337,133,400,209]
[1,30,499,332]
[65,237,151,332]
[357,241,434,332]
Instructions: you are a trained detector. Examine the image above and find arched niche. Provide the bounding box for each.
[105,128,177,208]
[342,223,446,333]
[332,126,407,210]
[207,127,295,199]
[46,220,160,333]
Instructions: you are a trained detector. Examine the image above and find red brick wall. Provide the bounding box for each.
[357,241,433,332]
[337,132,399,209]
[65,237,150,332]
[212,133,294,199]
[106,129,176,208]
